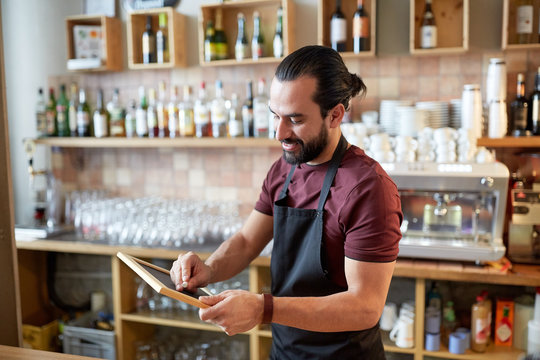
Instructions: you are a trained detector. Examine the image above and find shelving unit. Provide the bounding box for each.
[126,7,187,69]
[409,0,469,55]
[477,136,540,149]
[502,0,540,50]
[198,0,295,67]
[65,15,123,72]
[317,0,377,57]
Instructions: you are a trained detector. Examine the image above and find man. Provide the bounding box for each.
[171,45,402,359]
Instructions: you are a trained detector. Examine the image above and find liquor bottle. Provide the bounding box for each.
[157,81,169,138]
[529,66,540,135]
[136,86,148,137]
[194,81,211,137]
[56,84,70,137]
[242,80,254,137]
[179,85,195,137]
[253,78,269,138]
[147,88,159,138]
[214,9,228,60]
[235,12,249,61]
[211,80,228,137]
[252,11,264,60]
[107,88,126,137]
[156,13,169,64]
[204,20,216,62]
[273,6,284,58]
[421,0,437,49]
[471,295,489,353]
[76,88,91,137]
[510,73,530,136]
[35,88,47,137]
[516,0,533,44]
[45,87,57,137]
[93,89,108,138]
[142,15,156,64]
[330,0,347,52]
[125,99,137,138]
[229,93,243,137]
[68,83,78,136]
[168,85,179,138]
[353,0,370,53]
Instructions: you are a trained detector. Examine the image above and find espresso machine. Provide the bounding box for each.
[508,186,540,264]
[383,162,509,262]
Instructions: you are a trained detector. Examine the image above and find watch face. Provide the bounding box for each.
[123,0,180,12]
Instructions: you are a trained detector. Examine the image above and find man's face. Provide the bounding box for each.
[269,76,330,165]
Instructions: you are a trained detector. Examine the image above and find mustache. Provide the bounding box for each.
[281,138,303,146]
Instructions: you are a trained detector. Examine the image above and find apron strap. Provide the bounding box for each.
[317,135,348,211]
[278,164,297,200]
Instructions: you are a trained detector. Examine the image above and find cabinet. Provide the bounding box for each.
[65,15,123,72]
[502,0,540,50]
[409,0,469,55]
[199,0,295,67]
[126,7,187,69]
[317,0,377,58]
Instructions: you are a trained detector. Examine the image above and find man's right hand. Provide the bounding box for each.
[170,251,212,292]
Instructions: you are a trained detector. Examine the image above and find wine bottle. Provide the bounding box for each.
[93,89,108,138]
[214,9,228,60]
[107,88,126,137]
[179,85,195,137]
[147,88,159,138]
[421,0,437,49]
[56,84,70,137]
[254,78,269,138]
[136,86,148,137]
[529,66,540,135]
[510,73,530,136]
[273,6,284,58]
[252,11,264,60]
[204,20,216,62]
[157,81,169,138]
[168,85,179,138]
[68,83,78,137]
[35,88,47,137]
[353,0,370,53]
[142,15,156,64]
[330,0,347,52]
[228,93,243,138]
[76,88,91,137]
[242,80,254,137]
[516,0,533,44]
[124,99,137,138]
[194,81,211,138]
[45,87,57,137]
[235,12,249,61]
[211,80,228,138]
[156,13,169,64]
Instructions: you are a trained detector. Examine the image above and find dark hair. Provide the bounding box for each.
[275,45,367,118]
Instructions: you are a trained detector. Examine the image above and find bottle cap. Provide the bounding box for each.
[159,13,167,27]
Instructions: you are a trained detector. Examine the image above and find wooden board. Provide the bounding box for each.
[116,252,211,308]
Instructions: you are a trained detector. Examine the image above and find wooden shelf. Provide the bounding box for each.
[33,136,280,148]
[421,342,526,359]
[127,7,187,69]
[409,0,469,55]
[199,0,294,66]
[502,0,540,50]
[65,15,122,72]
[477,136,540,148]
[317,0,377,57]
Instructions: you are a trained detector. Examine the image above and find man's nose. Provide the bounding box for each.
[274,118,291,141]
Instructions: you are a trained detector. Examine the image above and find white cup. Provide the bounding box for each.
[486,58,507,104]
[433,127,458,144]
[488,100,508,138]
[380,302,398,331]
[390,315,415,348]
[372,150,396,163]
[528,320,540,354]
[476,147,495,164]
[395,136,418,151]
[461,84,483,139]
[369,133,392,151]
[362,111,379,127]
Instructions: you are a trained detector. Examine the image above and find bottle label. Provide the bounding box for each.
[93,113,108,138]
[331,18,347,43]
[212,110,227,125]
[254,103,269,130]
[57,106,67,132]
[496,322,512,342]
[45,110,56,134]
[235,43,248,61]
[169,112,178,134]
[179,110,195,136]
[147,110,157,128]
[36,112,47,136]
[136,108,148,136]
[474,318,489,344]
[77,112,89,130]
[110,108,125,136]
[517,5,533,34]
[194,107,210,125]
[205,42,216,61]
[421,25,437,48]
[353,17,369,38]
[229,119,243,137]
[273,36,284,58]
[252,43,263,59]
[69,106,77,132]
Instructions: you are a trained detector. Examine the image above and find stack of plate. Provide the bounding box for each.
[449,99,462,129]
[380,100,413,136]
[415,101,450,129]
[395,106,428,137]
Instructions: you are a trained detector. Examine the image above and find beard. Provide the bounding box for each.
[282,124,329,165]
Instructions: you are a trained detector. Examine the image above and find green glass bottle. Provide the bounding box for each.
[252,11,264,60]
[214,9,228,60]
[204,20,216,62]
[45,87,57,137]
[76,88,91,137]
[56,84,70,137]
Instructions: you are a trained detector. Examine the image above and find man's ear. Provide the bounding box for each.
[328,103,345,129]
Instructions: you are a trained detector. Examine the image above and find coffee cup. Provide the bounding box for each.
[390,315,414,348]
[425,309,441,334]
[449,332,468,354]
[380,302,398,331]
[425,332,440,351]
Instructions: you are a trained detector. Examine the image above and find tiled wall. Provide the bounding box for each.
[49,49,540,216]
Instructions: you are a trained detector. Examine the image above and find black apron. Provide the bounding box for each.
[269,135,385,360]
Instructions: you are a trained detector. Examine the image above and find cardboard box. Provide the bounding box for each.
[495,299,514,346]
[22,319,59,351]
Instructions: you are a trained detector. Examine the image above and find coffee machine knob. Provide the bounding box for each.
[481,176,494,188]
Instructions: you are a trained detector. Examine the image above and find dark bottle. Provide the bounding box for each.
[420,0,437,49]
[76,88,91,137]
[252,11,264,59]
[330,0,347,52]
[242,80,254,137]
[45,87,57,137]
[156,13,169,64]
[204,20,216,62]
[353,0,370,52]
[510,73,531,136]
[214,8,228,60]
[529,66,540,135]
[56,84,70,137]
[142,15,156,64]
[273,6,284,58]
[235,12,249,61]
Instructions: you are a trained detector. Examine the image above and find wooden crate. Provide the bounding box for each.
[409,0,469,55]
[126,7,187,69]
[502,0,540,50]
[65,15,122,72]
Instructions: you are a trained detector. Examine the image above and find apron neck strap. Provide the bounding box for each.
[317,135,348,211]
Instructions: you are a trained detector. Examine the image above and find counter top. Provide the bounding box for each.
[0,345,102,360]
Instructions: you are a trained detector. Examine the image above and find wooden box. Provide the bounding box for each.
[65,15,122,72]
[317,0,377,58]
[127,7,187,69]
[410,0,469,55]
[199,0,295,67]
[502,0,540,50]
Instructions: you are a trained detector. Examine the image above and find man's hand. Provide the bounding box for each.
[199,290,264,336]
[170,251,212,291]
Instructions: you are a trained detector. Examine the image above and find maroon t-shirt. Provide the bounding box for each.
[255,145,403,288]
